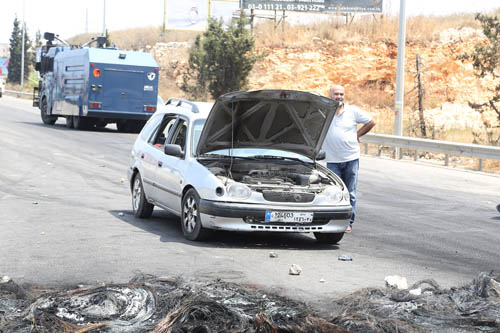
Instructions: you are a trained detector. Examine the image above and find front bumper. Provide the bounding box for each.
[199,200,352,233]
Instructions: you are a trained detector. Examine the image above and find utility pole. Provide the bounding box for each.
[163,0,167,33]
[393,0,406,158]
[21,0,25,89]
[103,0,106,35]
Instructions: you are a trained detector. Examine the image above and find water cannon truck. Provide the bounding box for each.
[33,32,159,132]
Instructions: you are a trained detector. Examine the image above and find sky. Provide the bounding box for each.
[1,0,499,45]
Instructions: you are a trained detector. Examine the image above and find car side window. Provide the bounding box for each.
[170,119,187,152]
[149,115,177,148]
[140,113,163,141]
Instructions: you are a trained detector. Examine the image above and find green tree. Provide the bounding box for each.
[461,14,500,123]
[182,14,261,100]
[7,17,33,85]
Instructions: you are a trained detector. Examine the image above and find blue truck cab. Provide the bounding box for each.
[34,33,159,132]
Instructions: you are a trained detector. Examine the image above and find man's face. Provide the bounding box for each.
[330,87,345,103]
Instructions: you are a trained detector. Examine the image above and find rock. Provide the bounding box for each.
[319,278,325,283]
[1,276,11,283]
[289,264,302,275]
[269,252,278,258]
[385,275,408,290]
[338,255,353,261]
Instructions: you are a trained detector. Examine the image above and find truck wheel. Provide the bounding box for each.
[66,116,74,128]
[314,232,344,244]
[40,99,57,125]
[116,121,129,133]
[73,116,91,130]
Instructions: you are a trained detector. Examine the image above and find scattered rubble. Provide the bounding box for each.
[288,264,302,275]
[385,275,408,290]
[338,255,353,261]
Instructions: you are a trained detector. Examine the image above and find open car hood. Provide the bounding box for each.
[197,90,339,160]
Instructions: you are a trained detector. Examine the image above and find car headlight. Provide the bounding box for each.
[325,187,343,203]
[226,183,251,200]
[343,189,350,202]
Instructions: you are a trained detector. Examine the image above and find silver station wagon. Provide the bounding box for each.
[127,90,352,243]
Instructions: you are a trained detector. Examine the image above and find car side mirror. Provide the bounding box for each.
[164,144,184,158]
[316,151,326,160]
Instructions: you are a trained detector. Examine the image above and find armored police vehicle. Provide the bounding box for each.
[33,33,159,132]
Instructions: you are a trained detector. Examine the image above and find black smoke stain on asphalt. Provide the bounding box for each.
[1,272,499,332]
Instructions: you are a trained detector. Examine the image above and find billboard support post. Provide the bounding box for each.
[393,0,406,159]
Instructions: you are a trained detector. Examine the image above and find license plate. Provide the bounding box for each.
[265,211,313,223]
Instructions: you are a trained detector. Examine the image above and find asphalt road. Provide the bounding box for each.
[1,95,499,314]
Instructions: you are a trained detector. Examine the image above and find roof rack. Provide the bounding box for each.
[165,97,199,113]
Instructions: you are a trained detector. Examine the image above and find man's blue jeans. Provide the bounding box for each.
[327,159,359,226]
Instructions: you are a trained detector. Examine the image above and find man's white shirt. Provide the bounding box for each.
[322,103,372,163]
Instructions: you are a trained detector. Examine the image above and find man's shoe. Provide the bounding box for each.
[345,225,352,233]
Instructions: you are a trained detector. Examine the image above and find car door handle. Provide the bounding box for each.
[158,161,163,167]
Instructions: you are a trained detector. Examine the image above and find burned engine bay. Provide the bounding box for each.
[200,158,340,193]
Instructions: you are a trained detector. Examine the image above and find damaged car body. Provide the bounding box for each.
[128,90,352,243]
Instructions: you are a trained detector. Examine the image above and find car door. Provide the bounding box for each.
[154,118,188,214]
[143,114,178,203]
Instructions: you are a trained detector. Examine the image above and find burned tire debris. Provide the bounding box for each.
[1,272,499,332]
[1,273,345,332]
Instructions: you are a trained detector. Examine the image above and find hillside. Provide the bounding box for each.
[153,25,498,142]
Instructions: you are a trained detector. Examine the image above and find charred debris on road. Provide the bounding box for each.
[1,272,499,332]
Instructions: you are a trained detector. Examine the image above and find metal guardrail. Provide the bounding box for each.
[362,133,500,171]
[5,89,32,97]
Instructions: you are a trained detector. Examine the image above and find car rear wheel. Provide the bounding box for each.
[40,99,57,125]
[314,232,344,244]
[181,189,210,241]
[132,174,154,218]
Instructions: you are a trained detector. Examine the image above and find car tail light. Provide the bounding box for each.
[92,68,101,77]
[89,102,102,109]
[144,105,156,112]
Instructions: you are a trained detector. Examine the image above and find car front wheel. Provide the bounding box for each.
[132,174,153,218]
[181,189,210,241]
[314,232,344,244]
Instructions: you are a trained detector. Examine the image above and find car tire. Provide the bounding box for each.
[132,174,154,218]
[181,189,210,241]
[66,116,74,128]
[40,98,57,125]
[314,232,344,244]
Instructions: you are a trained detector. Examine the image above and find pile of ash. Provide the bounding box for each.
[1,272,499,332]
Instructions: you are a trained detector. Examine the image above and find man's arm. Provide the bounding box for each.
[357,120,376,142]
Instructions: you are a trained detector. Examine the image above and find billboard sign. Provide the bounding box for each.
[242,0,383,13]
[166,0,209,31]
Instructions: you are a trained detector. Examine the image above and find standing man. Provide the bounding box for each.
[322,85,376,233]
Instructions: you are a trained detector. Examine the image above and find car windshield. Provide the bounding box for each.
[192,119,206,154]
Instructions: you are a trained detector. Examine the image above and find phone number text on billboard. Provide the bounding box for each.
[242,0,383,14]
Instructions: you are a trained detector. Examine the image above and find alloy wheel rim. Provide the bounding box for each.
[183,196,197,233]
[132,178,141,211]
